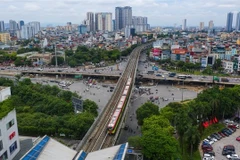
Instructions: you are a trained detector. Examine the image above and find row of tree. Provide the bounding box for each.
[65,45,138,67]
[131,85,240,159]
[0,78,98,139]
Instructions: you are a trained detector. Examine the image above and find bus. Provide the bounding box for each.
[177,75,186,79]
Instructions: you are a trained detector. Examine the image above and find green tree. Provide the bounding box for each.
[83,99,98,117]
[128,136,142,149]
[136,102,159,125]
[51,56,64,65]
[184,125,200,159]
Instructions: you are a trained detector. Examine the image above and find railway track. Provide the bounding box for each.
[80,44,150,153]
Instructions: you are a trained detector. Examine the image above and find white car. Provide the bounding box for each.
[208,136,217,142]
[204,139,214,145]
[227,154,239,159]
[202,153,215,160]
[37,68,43,71]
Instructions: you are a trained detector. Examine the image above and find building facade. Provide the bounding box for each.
[115,6,132,30]
[9,20,18,31]
[236,12,240,31]
[0,21,4,32]
[78,24,88,34]
[95,12,112,31]
[208,20,214,29]
[199,22,204,30]
[86,12,94,32]
[0,33,10,44]
[0,109,20,160]
[20,25,33,39]
[28,21,40,35]
[226,12,233,32]
[18,20,24,30]
[182,19,187,30]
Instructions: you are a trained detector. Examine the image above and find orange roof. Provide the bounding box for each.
[172,49,187,54]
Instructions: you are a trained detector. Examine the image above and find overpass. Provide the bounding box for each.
[138,74,240,86]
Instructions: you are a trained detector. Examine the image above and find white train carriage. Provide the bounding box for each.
[107,108,121,130]
[126,78,132,86]
[117,96,126,109]
[123,86,130,96]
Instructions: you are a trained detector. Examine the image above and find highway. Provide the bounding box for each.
[77,43,151,153]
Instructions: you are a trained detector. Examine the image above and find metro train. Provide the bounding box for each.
[107,77,132,134]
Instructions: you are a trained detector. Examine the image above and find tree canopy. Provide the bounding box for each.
[136,102,159,125]
[0,78,98,139]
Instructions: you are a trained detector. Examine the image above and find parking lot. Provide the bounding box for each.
[210,127,240,160]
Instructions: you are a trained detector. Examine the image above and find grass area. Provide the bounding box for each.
[201,123,225,140]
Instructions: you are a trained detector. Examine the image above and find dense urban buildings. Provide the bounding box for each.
[226,12,233,32]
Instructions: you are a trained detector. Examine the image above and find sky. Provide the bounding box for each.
[0,0,240,27]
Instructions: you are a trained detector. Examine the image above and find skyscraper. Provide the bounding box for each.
[28,21,40,35]
[0,21,4,32]
[95,12,112,31]
[236,12,240,31]
[115,6,132,30]
[208,20,214,29]
[9,20,18,31]
[86,12,94,32]
[182,19,187,30]
[132,16,148,32]
[199,22,204,30]
[18,20,24,30]
[226,12,233,32]
[21,25,33,39]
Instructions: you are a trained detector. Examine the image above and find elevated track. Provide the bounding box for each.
[78,44,152,153]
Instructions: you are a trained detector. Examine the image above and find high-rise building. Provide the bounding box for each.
[182,19,187,30]
[208,20,214,29]
[0,21,4,32]
[18,20,24,30]
[112,20,116,31]
[132,16,148,32]
[115,6,132,30]
[95,12,112,31]
[9,20,18,31]
[236,12,240,31]
[21,25,34,39]
[226,12,233,32]
[78,24,88,34]
[86,12,94,32]
[28,21,40,35]
[199,22,204,30]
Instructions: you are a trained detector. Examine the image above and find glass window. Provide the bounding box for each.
[6,119,14,130]
[0,151,8,160]
[9,141,17,154]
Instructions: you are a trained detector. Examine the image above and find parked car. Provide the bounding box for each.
[227,154,239,159]
[236,136,240,141]
[222,145,235,155]
[202,153,214,160]
[228,124,239,129]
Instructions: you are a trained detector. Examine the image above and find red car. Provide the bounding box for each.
[236,136,240,141]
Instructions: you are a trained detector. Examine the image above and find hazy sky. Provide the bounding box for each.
[1,0,240,27]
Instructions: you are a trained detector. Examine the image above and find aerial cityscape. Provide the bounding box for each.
[1,1,240,160]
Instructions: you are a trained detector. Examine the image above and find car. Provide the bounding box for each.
[236,136,240,141]
[208,136,217,142]
[202,153,214,160]
[203,151,215,157]
[225,119,234,124]
[186,75,192,78]
[227,154,239,159]
[218,132,226,137]
[156,74,162,77]
[222,145,235,155]
[37,68,43,71]
[228,124,239,129]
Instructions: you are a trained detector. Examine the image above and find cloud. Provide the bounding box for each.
[24,3,41,11]
[7,5,18,11]
[218,4,236,8]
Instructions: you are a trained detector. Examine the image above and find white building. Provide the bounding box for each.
[222,60,233,73]
[21,25,33,39]
[0,87,11,102]
[0,109,20,160]
[28,22,40,35]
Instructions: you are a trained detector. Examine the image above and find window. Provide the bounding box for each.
[6,119,14,130]
[0,140,3,151]
[0,151,8,160]
[9,141,17,154]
